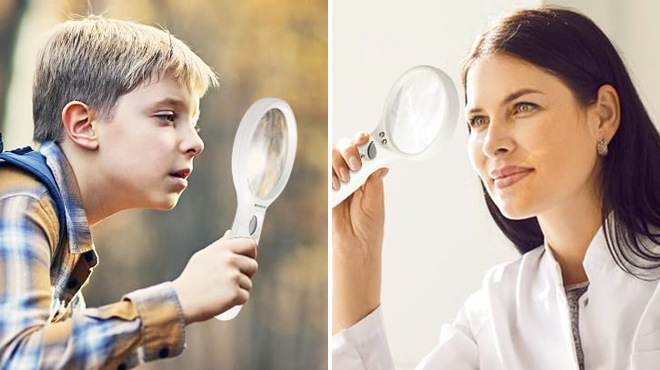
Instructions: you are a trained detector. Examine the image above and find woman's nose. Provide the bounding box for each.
[482,120,513,158]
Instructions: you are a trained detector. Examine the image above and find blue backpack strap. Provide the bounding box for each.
[0,145,67,264]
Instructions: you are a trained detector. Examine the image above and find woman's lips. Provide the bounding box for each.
[490,166,534,189]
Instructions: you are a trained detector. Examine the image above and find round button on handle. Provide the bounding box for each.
[249,215,258,235]
[367,141,377,159]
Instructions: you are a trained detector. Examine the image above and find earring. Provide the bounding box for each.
[597,139,609,157]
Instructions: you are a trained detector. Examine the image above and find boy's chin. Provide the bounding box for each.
[148,195,181,211]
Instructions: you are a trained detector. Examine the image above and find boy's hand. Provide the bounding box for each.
[172,232,258,324]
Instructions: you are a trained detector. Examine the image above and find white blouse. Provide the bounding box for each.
[332,227,660,370]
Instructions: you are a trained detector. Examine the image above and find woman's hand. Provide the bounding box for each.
[332,132,388,334]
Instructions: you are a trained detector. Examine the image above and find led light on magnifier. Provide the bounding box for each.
[332,65,459,208]
[216,97,297,321]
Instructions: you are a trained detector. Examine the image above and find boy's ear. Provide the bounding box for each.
[61,101,99,150]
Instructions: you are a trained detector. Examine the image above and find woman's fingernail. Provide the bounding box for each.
[332,176,339,190]
[348,157,360,171]
[340,168,349,182]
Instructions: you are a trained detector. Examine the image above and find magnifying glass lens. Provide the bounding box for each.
[331,65,458,209]
[387,69,446,155]
[218,98,297,321]
[248,108,289,199]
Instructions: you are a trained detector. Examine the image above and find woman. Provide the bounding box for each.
[332,7,660,370]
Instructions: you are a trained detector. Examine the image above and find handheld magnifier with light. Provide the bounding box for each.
[216,97,297,321]
[331,65,459,208]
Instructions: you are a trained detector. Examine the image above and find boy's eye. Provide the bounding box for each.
[514,102,538,114]
[193,124,201,133]
[468,115,489,129]
[156,113,176,122]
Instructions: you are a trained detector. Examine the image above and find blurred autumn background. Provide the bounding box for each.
[0,0,327,369]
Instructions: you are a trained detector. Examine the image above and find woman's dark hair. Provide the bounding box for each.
[462,7,660,279]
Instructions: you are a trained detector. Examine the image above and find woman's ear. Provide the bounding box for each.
[61,101,99,150]
[591,84,621,142]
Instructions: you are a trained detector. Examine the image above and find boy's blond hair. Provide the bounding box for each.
[32,15,218,142]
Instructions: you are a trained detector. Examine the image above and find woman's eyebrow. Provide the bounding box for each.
[501,88,544,105]
[467,88,545,115]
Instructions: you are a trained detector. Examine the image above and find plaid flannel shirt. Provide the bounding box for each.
[0,142,186,369]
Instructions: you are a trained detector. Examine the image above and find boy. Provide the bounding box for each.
[0,16,258,369]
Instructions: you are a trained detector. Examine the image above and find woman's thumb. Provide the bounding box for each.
[361,167,388,208]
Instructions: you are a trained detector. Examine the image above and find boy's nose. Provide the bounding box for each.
[183,132,204,157]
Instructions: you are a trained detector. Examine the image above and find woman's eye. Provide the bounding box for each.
[514,102,537,114]
[469,116,489,129]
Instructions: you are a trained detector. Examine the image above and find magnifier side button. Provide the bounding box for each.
[249,215,258,235]
[367,141,378,159]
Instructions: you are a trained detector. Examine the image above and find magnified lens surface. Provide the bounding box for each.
[386,68,447,155]
[247,108,289,199]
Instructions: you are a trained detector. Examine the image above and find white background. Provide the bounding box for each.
[332,0,660,368]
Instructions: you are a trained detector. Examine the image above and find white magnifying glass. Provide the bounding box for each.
[331,66,459,208]
[216,97,298,321]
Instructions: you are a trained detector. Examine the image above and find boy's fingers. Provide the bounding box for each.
[230,238,258,259]
[235,288,250,305]
[232,254,258,277]
[237,272,253,291]
[214,233,257,259]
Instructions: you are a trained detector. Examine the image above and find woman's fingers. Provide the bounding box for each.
[332,146,350,183]
[353,131,370,145]
[337,138,362,173]
[332,169,340,190]
[332,132,371,189]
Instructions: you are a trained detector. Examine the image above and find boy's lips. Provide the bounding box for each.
[169,168,191,190]
[170,168,192,179]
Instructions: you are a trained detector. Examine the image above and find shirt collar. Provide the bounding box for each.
[582,223,617,279]
[541,220,617,286]
[39,141,94,255]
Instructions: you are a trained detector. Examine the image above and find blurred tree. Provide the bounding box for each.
[0,0,28,134]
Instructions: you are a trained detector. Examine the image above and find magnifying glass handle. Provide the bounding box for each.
[217,305,242,321]
[331,140,395,208]
[215,214,262,321]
